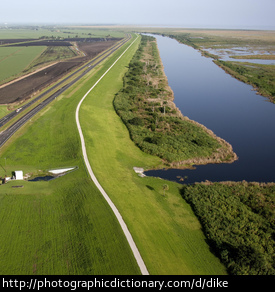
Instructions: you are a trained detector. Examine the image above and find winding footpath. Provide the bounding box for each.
[75,34,149,275]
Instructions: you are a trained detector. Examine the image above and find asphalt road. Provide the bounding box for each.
[0,34,131,148]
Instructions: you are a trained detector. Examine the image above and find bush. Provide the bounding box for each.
[128,117,144,126]
[181,183,275,275]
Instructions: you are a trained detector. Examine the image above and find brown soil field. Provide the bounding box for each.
[0,61,81,104]
[0,39,36,45]
[6,40,72,46]
[0,39,120,104]
[1,38,121,47]
[77,39,118,58]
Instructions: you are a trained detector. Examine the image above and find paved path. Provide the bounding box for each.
[75,35,149,275]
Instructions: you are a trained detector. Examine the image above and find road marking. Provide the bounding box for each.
[75,35,149,275]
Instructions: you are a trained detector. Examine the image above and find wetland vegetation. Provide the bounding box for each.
[214,60,275,102]
[114,35,236,167]
[182,181,275,275]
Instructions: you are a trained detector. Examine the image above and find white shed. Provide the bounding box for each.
[14,171,23,180]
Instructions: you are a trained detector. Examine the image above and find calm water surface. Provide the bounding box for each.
[145,35,275,184]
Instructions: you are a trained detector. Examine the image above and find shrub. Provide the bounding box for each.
[128,117,144,126]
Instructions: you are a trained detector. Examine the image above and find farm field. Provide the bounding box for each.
[0,26,125,39]
[0,33,226,275]
[0,46,46,85]
[0,39,119,104]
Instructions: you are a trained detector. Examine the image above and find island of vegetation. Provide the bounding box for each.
[114,35,237,169]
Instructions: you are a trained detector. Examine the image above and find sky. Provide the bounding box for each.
[2,0,275,29]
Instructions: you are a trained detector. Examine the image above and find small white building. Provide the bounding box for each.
[14,171,23,180]
[133,167,146,177]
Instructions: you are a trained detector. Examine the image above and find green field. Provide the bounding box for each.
[28,46,77,70]
[0,46,46,84]
[0,105,8,119]
[0,34,226,275]
[0,27,125,39]
[0,26,125,87]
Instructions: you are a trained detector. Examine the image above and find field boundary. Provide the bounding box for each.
[75,34,149,275]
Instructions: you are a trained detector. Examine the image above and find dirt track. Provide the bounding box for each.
[0,39,119,104]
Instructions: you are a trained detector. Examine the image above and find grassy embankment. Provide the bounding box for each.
[156,29,275,103]
[0,38,142,275]
[0,34,227,275]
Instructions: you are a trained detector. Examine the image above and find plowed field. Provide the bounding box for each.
[0,39,120,104]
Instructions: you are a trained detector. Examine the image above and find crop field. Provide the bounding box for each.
[0,60,81,104]
[0,34,226,275]
[0,39,119,104]
[0,27,125,39]
[0,46,46,84]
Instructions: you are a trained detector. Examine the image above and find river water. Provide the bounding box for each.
[145,35,275,184]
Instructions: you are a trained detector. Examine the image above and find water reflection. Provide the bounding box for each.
[144,35,275,183]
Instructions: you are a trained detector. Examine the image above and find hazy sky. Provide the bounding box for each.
[2,0,275,29]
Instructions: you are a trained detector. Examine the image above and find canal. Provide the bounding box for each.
[145,35,275,183]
